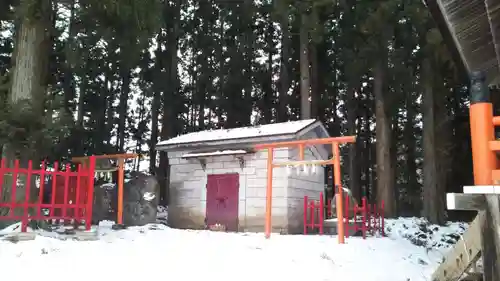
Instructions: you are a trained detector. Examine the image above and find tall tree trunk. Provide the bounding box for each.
[374,57,395,217]
[391,107,399,213]
[299,10,311,120]
[404,91,419,214]
[117,68,131,152]
[76,41,88,128]
[423,59,447,224]
[217,10,225,124]
[62,0,77,115]
[309,6,319,119]
[361,95,371,198]
[422,57,442,224]
[262,12,274,124]
[242,0,254,126]
[158,0,180,206]
[277,1,290,122]
[149,34,163,174]
[346,85,360,200]
[0,0,52,222]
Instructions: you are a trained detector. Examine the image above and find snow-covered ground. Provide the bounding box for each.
[0,216,467,281]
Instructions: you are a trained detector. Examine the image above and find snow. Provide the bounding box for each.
[0,216,467,281]
[384,217,468,249]
[157,119,318,146]
[0,215,466,281]
[182,149,249,158]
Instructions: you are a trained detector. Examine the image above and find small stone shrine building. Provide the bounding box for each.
[155,119,330,233]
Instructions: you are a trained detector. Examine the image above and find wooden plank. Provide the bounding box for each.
[447,193,486,210]
[463,185,500,194]
[489,140,500,151]
[431,213,483,281]
[461,272,483,281]
[492,169,500,182]
[481,195,500,281]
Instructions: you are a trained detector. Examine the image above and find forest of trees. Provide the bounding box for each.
[0,0,478,225]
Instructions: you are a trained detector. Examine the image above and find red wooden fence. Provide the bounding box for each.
[303,195,324,234]
[303,192,385,239]
[343,196,385,239]
[0,156,96,232]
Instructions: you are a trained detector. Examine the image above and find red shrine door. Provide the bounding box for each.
[206,174,239,231]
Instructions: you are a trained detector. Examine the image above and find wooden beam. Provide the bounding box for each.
[423,0,469,81]
[272,159,334,167]
[463,185,500,194]
[485,0,500,82]
[481,195,500,281]
[447,193,487,210]
[431,213,483,281]
[445,193,500,281]
[71,153,139,163]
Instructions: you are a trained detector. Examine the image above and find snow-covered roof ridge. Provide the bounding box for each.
[156,119,320,148]
[182,150,249,158]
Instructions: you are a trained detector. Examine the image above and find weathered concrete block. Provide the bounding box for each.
[273,148,289,159]
[168,205,205,230]
[242,167,256,175]
[206,162,223,169]
[169,157,181,165]
[246,197,287,208]
[183,180,204,190]
[246,177,266,188]
[246,187,266,198]
[246,177,287,189]
[193,169,207,177]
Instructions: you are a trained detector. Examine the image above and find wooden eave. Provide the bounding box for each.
[425,0,500,86]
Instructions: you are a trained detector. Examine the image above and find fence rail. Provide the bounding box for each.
[304,192,385,239]
[0,156,96,232]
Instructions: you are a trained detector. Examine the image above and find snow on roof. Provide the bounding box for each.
[157,119,318,147]
[182,150,249,158]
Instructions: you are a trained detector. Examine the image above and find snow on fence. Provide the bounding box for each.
[304,192,385,239]
[0,156,96,232]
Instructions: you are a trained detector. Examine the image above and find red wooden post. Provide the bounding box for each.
[303,195,308,234]
[85,156,96,230]
[38,161,46,218]
[344,194,349,237]
[361,197,367,239]
[309,201,315,232]
[63,164,71,221]
[319,193,324,234]
[371,203,377,235]
[75,163,82,224]
[51,162,59,217]
[21,160,33,232]
[367,202,372,233]
[380,200,385,236]
[327,199,332,218]
[11,160,19,216]
[0,158,4,202]
[346,202,353,239]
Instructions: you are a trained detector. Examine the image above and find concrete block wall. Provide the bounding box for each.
[286,147,325,234]
[167,147,290,232]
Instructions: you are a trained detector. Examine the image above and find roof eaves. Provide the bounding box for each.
[156,120,322,152]
[156,133,297,152]
[424,0,471,81]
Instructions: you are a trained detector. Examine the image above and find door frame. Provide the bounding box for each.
[205,173,240,231]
